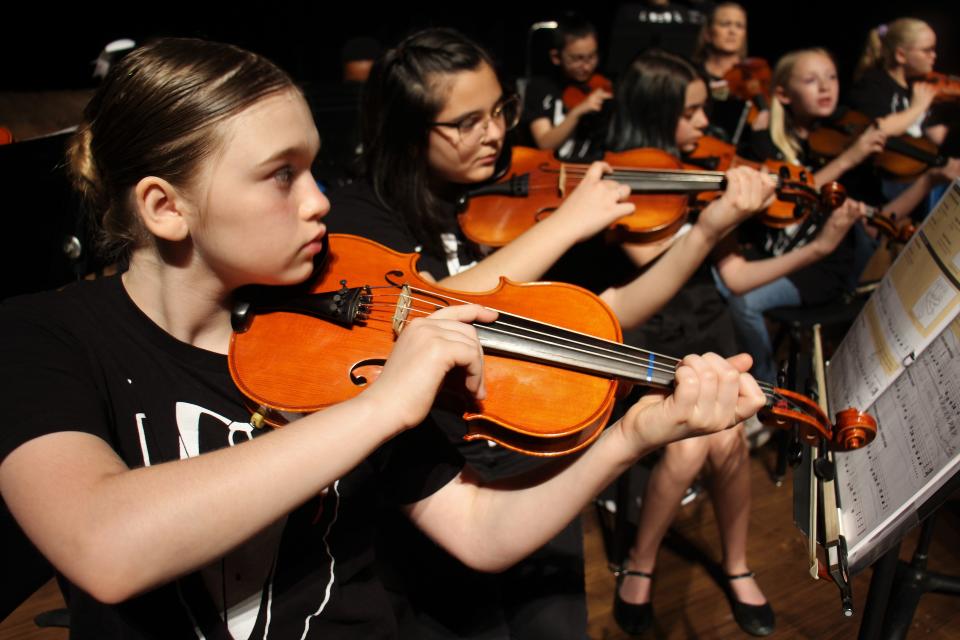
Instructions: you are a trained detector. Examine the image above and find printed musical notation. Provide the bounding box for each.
[826,180,960,574]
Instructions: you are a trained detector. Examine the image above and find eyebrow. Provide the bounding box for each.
[443,92,505,123]
[256,142,318,168]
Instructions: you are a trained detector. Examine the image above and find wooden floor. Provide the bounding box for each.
[2,444,958,639]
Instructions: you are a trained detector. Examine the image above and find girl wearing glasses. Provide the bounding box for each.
[325,27,776,640]
[0,37,765,639]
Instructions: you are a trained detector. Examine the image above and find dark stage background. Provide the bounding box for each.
[2,1,957,94]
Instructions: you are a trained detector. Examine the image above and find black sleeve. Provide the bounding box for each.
[372,415,465,505]
[0,292,110,464]
[847,70,901,119]
[325,181,450,280]
[522,76,560,125]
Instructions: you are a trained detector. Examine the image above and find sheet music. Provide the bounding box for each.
[825,180,960,574]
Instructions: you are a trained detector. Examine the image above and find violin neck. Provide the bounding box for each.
[473,311,677,388]
[605,169,727,194]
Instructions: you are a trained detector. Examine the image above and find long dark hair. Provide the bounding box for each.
[68,37,295,264]
[606,50,700,155]
[361,28,495,257]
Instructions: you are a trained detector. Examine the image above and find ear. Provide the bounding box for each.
[894,46,907,67]
[773,85,791,107]
[549,48,561,67]
[134,176,192,242]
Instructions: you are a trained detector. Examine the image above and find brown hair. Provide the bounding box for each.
[692,2,748,64]
[854,18,931,81]
[67,37,296,263]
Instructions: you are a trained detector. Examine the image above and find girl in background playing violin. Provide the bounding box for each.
[851,18,946,143]
[324,27,776,640]
[606,49,776,637]
[692,2,770,141]
[522,12,611,161]
[849,18,958,213]
[719,47,958,384]
[0,37,766,639]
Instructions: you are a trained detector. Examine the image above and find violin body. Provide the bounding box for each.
[230,234,626,456]
[722,57,772,124]
[561,74,613,110]
[808,109,946,178]
[922,71,960,103]
[457,146,690,247]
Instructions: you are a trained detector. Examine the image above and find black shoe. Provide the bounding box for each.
[725,571,775,637]
[613,568,653,635]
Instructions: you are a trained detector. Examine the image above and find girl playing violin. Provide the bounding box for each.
[606,49,778,637]
[692,2,770,140]
[522,12,611,161]
[324,27,776,640]
[851,18,945,144]
[0,37,767,639]
[726,48,959,383]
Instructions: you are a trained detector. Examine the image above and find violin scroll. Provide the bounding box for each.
[833,408,877,450]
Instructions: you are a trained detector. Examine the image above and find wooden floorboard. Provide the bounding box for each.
[2,444,958,638]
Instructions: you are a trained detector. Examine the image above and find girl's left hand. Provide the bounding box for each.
[551,162,636,241]
[617,352,765,456]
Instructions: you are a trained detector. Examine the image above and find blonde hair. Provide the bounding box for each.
[854,18,931,81]
[692,2,748,64]
[768,48,834,166]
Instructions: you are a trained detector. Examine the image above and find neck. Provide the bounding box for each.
[888,67,908,89]
[706,52,740,78]
[123,247,235,354]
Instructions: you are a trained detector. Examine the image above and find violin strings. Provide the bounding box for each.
[358,289,785,402]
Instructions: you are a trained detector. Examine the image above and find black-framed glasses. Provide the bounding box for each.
[430,94,521,144]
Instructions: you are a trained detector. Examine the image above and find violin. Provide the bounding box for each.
[921,71,960,103]
[456,146,832,247]
[722,57,772,128]
[228,234,877,456]
[808,108,947,178]
[561,74,613,111]
[686,136,841,228]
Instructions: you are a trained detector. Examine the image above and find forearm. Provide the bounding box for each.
[531,114,581,150]
[717,242,824,295]
[601,223,715,328]
[0,394,394,603]
[878,106,927,137]
[814,154,857,187]
[409,418,643,572]
[882,172,934,217]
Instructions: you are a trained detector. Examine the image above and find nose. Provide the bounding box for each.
[484,116,506,145]
[300,177,330,221]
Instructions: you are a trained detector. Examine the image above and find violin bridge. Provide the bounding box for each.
[392,284,413,336]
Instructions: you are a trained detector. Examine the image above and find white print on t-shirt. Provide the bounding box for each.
[131,403,340,639]
[890,93,926,138]
[440,233,478,276]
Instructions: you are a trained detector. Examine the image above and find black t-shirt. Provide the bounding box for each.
[522,75,606,162]
[737,129,856,304]
[0,276,462,639]
[700,64,752,144]
[848,67,914,122]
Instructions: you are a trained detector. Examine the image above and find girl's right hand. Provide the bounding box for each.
[552,161,636,241]
[363,304,497,432]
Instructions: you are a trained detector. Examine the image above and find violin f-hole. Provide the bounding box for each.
[350,359,387,387]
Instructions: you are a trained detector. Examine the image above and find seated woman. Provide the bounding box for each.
[0,37,767,639]
[691,1,770,142]
[324,28,776,640]
[606,49,777,638]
